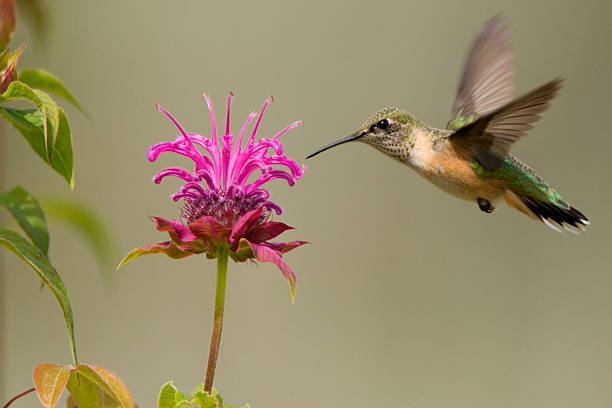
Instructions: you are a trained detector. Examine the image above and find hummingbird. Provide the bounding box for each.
[306,17,589,232]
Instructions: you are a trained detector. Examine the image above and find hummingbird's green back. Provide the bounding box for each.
[469,154,567,208]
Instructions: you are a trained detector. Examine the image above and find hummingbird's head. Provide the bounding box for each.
[306,107,422,160]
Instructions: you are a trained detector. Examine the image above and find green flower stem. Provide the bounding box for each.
[204,245,229,393]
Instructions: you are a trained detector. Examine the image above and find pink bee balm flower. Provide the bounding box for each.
[118,93,307,301]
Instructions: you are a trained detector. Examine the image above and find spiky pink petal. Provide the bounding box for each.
[249,97,272,145]
[153,167,195,184]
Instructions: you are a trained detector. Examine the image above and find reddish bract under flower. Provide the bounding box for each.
[118,94,307,301]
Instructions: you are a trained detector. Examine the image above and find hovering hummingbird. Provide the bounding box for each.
[307,17,589,232]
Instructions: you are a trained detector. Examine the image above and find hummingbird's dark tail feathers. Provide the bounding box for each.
[504,190,589,233]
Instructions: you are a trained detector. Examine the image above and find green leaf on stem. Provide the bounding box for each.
[0,104,74,187]
[66,365,134,408]
[192,389,223,408]
[157,383,249,408]
[33,363,71,408]
[0,81,59,156]
[0,80,74,187]
[0,185,49,255]
[50,107,74,186]
[0,227,77,365]
[18,69,89,118]
[158,382,194,408]
[41,197,114,269]
[0,107,45,155]
[66,371,106,408]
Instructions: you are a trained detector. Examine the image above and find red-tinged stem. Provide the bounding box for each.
[2,387,35,408]
[204,245,229,393]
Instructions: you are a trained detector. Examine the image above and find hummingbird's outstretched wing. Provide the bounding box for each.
[447,16,514,131]
[449,79,563,169]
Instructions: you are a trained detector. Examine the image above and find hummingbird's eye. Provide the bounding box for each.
[375,119,390,130]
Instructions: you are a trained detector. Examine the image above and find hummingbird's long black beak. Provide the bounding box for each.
[305,132,364,159]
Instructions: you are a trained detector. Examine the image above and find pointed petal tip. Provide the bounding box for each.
[116,254,132,270]
[286,274,297,303]
[14,43,26,56]
[203,92,215,116]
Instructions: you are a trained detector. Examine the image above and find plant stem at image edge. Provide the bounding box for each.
[204,246,228,393]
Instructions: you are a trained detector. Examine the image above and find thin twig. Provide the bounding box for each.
[2,387,35,408]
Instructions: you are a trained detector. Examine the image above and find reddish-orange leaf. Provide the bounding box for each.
[33,363,73,408]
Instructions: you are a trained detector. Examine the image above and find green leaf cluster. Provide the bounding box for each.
[0,45,93,367]
[0,79,74,186]
[158,382,250,408]
[1,67,84,187]
[0,11,137,408]
[33,363,135,408]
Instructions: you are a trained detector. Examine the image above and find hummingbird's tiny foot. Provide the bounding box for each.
[478,198,494,213]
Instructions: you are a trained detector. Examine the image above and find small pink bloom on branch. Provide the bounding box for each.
[0,43,23,93]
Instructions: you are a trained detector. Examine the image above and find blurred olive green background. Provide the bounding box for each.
[2,0,612,407]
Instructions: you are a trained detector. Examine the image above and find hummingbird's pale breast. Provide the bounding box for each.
[374,127,506,203]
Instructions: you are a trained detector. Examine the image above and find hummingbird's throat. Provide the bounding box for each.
[362,136,412,163]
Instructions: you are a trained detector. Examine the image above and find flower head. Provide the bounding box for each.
[119,93,307,301]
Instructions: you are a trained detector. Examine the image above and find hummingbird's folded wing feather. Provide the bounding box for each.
[449,78,563,169]
[447,16,514,131]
